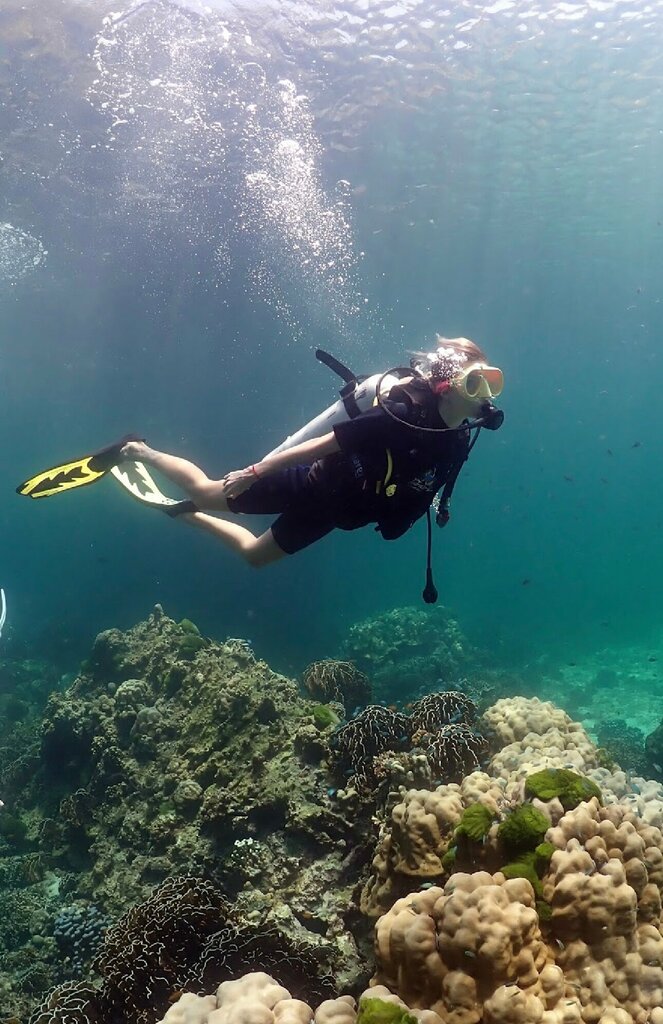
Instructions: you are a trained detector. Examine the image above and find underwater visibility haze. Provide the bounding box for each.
[4,1,663,1022]
[3,0,663,667]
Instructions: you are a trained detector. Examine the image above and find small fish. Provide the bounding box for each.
[607,448,614,456]
[653,763,662,773]
[563,475,574,483]
[327,788,336,797]
[632,441,642,448]
[567,661,577,667]
[521,578,531,586]
[648,656,658,663]
[600,478,609,484]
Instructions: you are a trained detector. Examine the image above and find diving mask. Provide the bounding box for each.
[411,348,504,400]
[454,363,504,400]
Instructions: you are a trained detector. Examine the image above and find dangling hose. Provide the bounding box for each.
[422,509,438,604]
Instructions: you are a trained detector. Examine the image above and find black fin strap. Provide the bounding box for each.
[163,500,199,518]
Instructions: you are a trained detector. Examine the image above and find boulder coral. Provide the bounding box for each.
[159,975,444,1024]
[369,819,663,1021]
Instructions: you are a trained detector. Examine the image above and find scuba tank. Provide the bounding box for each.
[264,351,401,457]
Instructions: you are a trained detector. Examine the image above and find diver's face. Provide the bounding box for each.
[437,387,485,427]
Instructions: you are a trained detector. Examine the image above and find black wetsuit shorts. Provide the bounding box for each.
[227,466,334,555]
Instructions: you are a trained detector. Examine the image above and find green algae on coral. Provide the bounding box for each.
[500,857,543,898]
[441,845,457,873]
[357,997,418,1024]
[536,899,553,922]
[498,805,549,857]
[455,802,494,841]
[534,841,555,874]
[178,618,200,635]
[311,704,341,731]
[524,768,602,810]
[177,633,207,659]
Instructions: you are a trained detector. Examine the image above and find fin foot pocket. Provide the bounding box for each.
[162,500,200,518]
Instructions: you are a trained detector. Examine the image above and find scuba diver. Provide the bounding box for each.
[17,336,504,602]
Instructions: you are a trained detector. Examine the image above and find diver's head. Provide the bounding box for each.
[411,335,504,428]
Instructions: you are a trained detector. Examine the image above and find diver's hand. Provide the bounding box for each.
[222,466,259,500]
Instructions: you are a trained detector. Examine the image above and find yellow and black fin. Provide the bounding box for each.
[16,434,143,499]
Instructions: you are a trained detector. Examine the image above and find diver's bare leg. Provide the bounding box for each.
[180,515,286,567]
[121,441,228,509]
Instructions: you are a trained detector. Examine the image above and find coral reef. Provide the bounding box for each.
[373,876,551,1014]
[302,661,371,712]
[29,880,337,1024]
[360,697,663,1023]
[157,975,443,1024]
[409,692,478,733]
[330,707,411,788]
[423,725,486,784]
[339,607,479,705]
[53,904,109,976]
[7,616,663,1024]
[484,696,601,782]
[367,795,663,1021]
[0,609,371,1019]
[329,694,485,793]
[645,720,663,781]
[597,720,647,776]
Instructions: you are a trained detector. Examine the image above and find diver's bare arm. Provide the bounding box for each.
[256,432,340,474]
[221,432,340,500]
